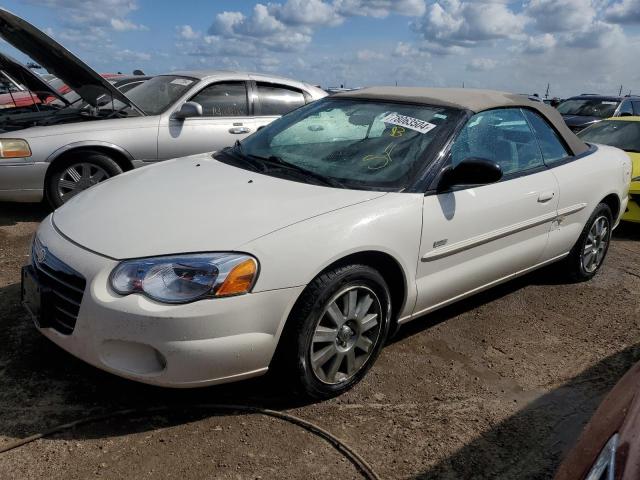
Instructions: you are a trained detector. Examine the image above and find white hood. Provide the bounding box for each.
[52,154,386,259]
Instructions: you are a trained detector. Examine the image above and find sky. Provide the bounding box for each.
[1,0,640,98]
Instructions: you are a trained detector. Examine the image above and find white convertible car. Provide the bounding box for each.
[22,88,631,398]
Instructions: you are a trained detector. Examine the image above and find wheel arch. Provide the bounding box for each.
[300,249,410,330]
[600,193,621,221]
[45,141,136,174]
[269,248,411,377]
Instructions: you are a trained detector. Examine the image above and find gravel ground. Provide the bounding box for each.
[0,201,639,479]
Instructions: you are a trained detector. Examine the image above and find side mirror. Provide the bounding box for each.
[173,101,203,120]
[620,111,634,117]
[439,157,503,190]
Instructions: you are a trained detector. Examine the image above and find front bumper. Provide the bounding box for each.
[28,216,304,387]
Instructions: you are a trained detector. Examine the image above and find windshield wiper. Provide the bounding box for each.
[51,96,85,115]
[247,153,344,188]
[215,142,264,173]
[104,104,135,119]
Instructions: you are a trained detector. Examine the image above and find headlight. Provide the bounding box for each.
[0,139,31,158]
[109,253,258,304]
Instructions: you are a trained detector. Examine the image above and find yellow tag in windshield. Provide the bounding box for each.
[390,126,405,137]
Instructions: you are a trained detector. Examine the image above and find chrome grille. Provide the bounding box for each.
[31,236,86,335]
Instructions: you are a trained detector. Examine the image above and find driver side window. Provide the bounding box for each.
[189,82,249,117]
[451,108,544,175]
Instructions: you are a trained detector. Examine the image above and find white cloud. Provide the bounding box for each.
[177,25,200,40]
[197,0,431,59]
[356,49,386,61]
[393,41,429,57]
[466,57,498,71]
[560,20,624,49]
[110,18,147,31]
[604,0,640,23]
[206,5,311,53]
[412,0,527,51]
[526,0,596,33]
[113,48,151,62]
[269,0,343,26]
[520,33,557,53]
[211,11,246,36]
[256,56,281,72]
[334,0,427,18]
[25,0,146,33]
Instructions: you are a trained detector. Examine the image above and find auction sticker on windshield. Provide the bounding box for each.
[170,78,194,86]
[382,113,437,134]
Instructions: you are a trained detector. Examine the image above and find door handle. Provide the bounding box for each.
[229,127,251,134]
[538,191,555,203]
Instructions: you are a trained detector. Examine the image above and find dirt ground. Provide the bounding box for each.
[0,201,639,480]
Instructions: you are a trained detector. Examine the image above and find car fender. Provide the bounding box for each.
[241,192,424,321]
[45,140,135,164]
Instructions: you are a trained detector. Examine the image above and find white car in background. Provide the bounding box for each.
[23,88,631,398]
[0,8,326,206]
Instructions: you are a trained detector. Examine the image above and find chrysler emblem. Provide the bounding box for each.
[36,245,47,263]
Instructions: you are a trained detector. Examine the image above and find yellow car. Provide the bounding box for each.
[578,116,640,223]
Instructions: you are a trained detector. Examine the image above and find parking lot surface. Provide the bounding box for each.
[1,202,639,479]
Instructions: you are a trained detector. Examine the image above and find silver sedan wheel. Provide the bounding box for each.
[57,163,110,202]
[582,215,610,273]
[310,285,382,385]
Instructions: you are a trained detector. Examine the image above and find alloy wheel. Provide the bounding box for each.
[57,162,110,202]
[309,285,383,385]
[582,215,610,274]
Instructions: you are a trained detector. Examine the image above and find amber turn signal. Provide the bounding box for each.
[0,139,32,158]
[216,258,258,296]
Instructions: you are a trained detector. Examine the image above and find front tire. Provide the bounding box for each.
[565,202,613,281]
[45,151,123,208]
[280,264,392,400]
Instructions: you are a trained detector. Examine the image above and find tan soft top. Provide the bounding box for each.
[335,87,588,156]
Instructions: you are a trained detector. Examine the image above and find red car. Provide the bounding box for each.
[0,52,139,110]
[0,73,124,110]
[0,51,68,109]
[555,360,640,479]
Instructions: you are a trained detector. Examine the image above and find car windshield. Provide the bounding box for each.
[50,75,195,115]
[222,98,461,190]
[578,120,640,152]
[557,99,619,118]
[108,75,196,115]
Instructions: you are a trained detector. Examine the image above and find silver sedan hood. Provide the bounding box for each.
[0,8,138,110]
[52,154,386,259]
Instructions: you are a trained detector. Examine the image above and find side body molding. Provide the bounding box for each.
[422,203,587,262]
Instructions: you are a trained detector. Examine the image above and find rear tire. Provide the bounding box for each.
[277,264,391,400]
[565,202,612,281]
[45,151,122,208]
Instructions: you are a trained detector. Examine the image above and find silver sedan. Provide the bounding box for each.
[0,9,326,206]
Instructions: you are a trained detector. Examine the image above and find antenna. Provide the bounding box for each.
[545,83,550,99]
[619,84,623,96]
